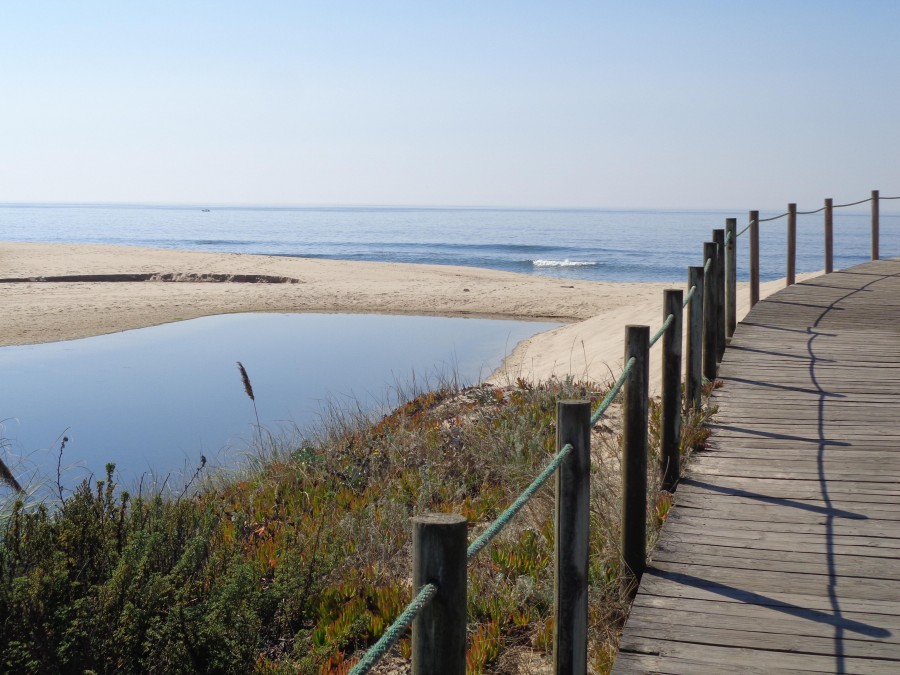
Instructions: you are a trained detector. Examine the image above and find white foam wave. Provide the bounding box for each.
[532,259,598,268]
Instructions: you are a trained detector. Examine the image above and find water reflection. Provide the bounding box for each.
[0,313,554,491]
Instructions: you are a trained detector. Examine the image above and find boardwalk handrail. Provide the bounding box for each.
[351,321,673,672]
[350,258,714,675]
[352,189,895,672]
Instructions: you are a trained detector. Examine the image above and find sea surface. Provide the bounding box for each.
[3,203,898,282]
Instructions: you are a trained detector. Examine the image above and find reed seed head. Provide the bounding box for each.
[0,456,23,493]
[237,361,256,402]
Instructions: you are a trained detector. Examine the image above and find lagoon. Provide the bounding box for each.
[0,313,555,494]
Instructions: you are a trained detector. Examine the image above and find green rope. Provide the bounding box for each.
[466,443,573,563]
[759,211,790,222]
[683,285,696,308]
[350,583,438,675]
[590,356,635,426]
[736,220,753,237]
[648,313,674,348]
[703,256,712,273]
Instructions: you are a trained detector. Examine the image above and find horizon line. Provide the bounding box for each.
[0,200,889,217]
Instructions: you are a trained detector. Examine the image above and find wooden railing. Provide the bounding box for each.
[353,189,896,674]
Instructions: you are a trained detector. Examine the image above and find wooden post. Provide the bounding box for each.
[686,266,704,409]
[787,203,797,286]
[660,290,683,492]
[412,514,467,674]
[622,325,649,587]
[825,198,834,274]
[725,218,737,340]
[703,242,717,381]
[872,189,880,260]
[554,400,591,674]
[750,210,760,307]
[713,229,726,363]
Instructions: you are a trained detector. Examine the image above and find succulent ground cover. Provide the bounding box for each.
[0,377,713,674]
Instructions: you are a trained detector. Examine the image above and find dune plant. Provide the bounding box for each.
[0,457,21,493]
[0,374,717,673]
[237,361,264,449]
[0,427,22,494]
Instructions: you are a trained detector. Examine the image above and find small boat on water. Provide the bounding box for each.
[201,208,210,212]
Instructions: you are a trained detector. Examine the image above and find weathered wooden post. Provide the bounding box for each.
[660,290,683,492]
[825,198,834,274]
[412,514,467,674]
[622,325,649,587]
[713,229,726,363]
[787,203,797,286]
[685,266,704,409]
[750,210,760,307]
[872,189,880,260]
[702,242,718,381]
[725,218,737,340]
[554,400,591,674]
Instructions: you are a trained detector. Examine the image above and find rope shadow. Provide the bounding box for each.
[708,424,851,446]
[802,267,900,671]
[719,376,846,397]
[646,568,891,639]
[741,321,837,337]
[730,344,835,362]
[680,478,867,520]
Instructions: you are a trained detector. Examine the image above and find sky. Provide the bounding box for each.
[1,1,899,209]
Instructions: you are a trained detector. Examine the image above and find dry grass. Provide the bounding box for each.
[0,375,716,674]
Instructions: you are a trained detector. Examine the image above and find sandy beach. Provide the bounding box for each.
[1,241,818,391]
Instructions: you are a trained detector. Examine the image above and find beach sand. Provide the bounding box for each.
[1,242,819,391]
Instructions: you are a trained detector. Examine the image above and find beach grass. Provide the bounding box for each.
[0,376,714,674]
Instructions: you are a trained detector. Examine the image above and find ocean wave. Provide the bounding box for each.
[532,259,599,268]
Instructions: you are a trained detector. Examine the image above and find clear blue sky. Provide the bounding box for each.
[2,1,898,209]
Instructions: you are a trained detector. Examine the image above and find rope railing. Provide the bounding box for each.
[466,442,573,563]
[796,205,827,216]
[590,357,635,426]
[736,219,754,237]
[683,285,696,308]
[737,192,899,238]
[759,211,790,222]
[649,314,673,348]
[350,584,438,675]
[354,336,650,670]
[352,189,893,672]
[833,196,872,209]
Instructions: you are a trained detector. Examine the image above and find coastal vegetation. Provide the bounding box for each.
[0,376,713,673]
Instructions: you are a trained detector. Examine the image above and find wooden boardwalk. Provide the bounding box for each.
[613,259,900,674]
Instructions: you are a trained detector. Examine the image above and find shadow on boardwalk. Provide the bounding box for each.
[613,261,900,674]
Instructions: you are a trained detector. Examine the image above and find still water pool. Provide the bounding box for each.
[0,313,555,493]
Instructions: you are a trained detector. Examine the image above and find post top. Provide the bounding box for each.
[412,513,467,526]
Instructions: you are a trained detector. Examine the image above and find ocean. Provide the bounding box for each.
[3,203,897,282]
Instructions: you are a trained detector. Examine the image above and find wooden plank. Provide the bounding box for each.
[614,259,900,673]
[616,637,900,674]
